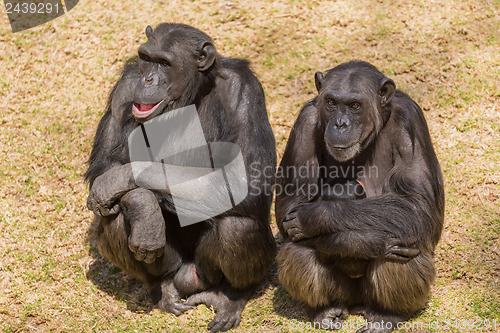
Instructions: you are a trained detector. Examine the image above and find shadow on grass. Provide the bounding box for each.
[272,285,309,321]
[267,241,310,323]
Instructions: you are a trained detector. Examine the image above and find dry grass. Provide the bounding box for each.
[0,0,498,332]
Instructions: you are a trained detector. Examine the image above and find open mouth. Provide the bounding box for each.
[132,100,164,119]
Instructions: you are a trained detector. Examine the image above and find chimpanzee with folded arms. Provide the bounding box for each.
[85,23,276,332]
[276,61,444,332]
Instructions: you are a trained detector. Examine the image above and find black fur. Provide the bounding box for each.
[276,61,444,332]
[85,23,276,332]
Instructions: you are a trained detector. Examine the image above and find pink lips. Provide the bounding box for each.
[132,101,163,118]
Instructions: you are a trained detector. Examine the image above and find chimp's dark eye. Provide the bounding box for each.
[351,102,361,110]
[161,61,170,67]
[327,98,337,107]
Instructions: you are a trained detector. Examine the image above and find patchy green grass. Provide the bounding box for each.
[0,0,499,332]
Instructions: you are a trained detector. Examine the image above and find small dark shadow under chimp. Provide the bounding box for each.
[272,285,309,321]
[85,217,152,314]
[269,241,309,322]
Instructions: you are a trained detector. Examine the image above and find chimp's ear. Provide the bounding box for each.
[379,77,396,107]
[145,25,154,40]
[198,42,217,71]
[315,71,324,93]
